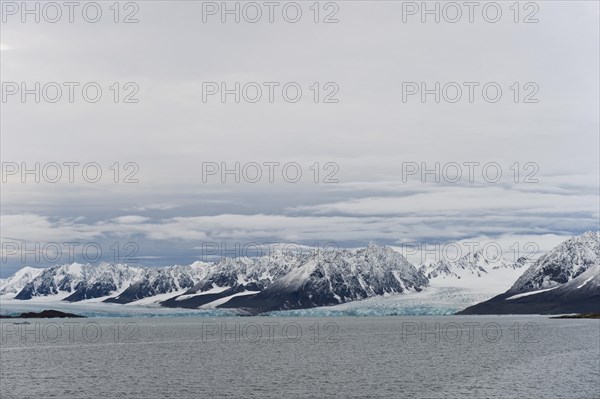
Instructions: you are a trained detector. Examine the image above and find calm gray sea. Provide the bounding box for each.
[1,316,599,398]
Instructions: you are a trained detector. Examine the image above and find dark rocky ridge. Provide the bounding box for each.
[0,310,85,319]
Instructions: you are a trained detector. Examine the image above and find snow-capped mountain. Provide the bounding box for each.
[507,231,599,295]
[14,263,144,301]
[161,251,309,309]
[3,244,429,313]
[283,250,529,317]
[105,261,211,304]
[458,231,600,314]
[419,251,527,280]
[0,266,43,295]
[216,244,429,313]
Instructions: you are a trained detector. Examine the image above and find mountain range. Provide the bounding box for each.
[1,232,598,315]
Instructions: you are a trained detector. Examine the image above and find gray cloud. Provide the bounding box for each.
[1,2,598,276]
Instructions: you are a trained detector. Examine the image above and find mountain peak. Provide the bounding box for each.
[507,231,600,294]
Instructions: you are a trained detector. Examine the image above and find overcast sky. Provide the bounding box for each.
[1,1,598,276]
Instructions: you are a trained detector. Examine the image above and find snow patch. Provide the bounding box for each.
[174,285,230,301]
[576,276,594,289]
[505,287,559,300]
[199,291,260,309]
